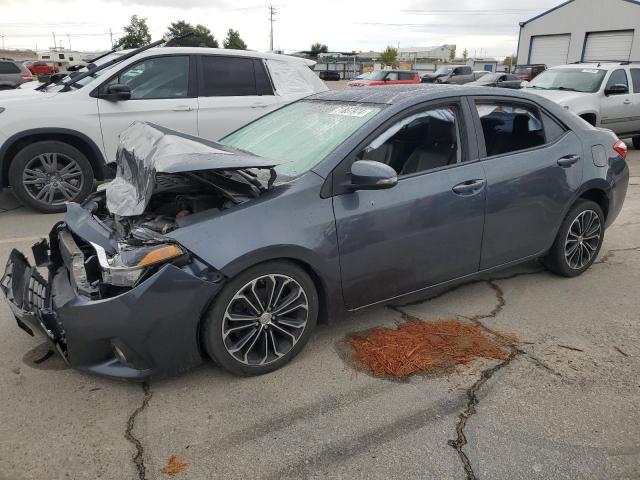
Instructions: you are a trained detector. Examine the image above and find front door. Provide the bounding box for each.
[96,55,199,162]
[600,68,634,135]
[473,100,584,269]
[333,102,486,309]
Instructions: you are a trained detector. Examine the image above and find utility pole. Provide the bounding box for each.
[1,34,4,50]
[109,28,114,49]
[67,34,71,50]
[268,5,276,52]
[52,31,57,49]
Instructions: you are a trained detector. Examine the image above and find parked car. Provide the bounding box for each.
[26,61,60,76]
[0,60,34,89]
[421,65,487,84]
[319,70,341,81]
[467,72,522,89]
[513,64,546,81]
[524,62,640,149]
[350,72,371,81]
[347,70,420,87]
[0,40,327,213]
[1,85,628,380]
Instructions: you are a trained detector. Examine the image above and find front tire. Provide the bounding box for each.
[542,200,605,277]
[8,141,94,213]
[201,261,319,376]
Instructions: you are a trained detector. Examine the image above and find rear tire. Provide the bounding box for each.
[542,200,605,277]
[8,141,94,213]
[632,136,640,150]
[201,260,319,376]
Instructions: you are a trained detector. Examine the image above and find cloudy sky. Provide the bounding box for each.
[0,0,561,58]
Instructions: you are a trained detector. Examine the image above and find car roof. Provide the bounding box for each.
[550,63,634,70]
[308,84,528,105]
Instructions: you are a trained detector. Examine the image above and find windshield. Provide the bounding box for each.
[513,67,531,74]
[366,71,389,81]
[434,67,453,75]
[222,100,383,177]
[528,68,606,93]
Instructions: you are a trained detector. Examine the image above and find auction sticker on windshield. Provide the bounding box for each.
[329,106,374,117]
[582,69,600,74]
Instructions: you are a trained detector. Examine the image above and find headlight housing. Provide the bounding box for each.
[91,241,185,286]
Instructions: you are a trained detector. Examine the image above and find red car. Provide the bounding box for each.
[348,70,420,87]
[512,64,546,81]
[27,61,60,76]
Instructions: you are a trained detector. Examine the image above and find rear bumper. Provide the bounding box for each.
[605,157,629,228]
[1,237,224,381]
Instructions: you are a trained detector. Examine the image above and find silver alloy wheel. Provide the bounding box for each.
[22,152,84,205]
[565,209,602,269]
[222,274,309,366]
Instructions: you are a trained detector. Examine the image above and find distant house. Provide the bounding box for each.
[517,0,640,66]
[466,58,498,72]
[397,45,456,62]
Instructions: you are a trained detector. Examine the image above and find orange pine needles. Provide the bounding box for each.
[348,319,513,378]
[160,455,189,476]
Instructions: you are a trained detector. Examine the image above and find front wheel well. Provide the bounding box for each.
[1,132,106,187]
[579,113,597,126]
[579,188,609,220]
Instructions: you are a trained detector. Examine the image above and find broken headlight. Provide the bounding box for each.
[91,242,185,287]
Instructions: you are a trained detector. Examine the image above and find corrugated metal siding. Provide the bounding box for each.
[530,34,571,66]
[582,30,634,61]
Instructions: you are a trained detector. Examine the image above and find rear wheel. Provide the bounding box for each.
[201,261,319,376]
[542,200,604,277]
[8,141,94,213]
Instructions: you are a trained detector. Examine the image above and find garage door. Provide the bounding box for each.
[583,30,634,62]
[529,34,571,66]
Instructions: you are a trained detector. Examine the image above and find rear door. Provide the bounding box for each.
[96,55,198,162]
[627,67,640,134]
[472,97,584,269]
[196,55,280,142]
[332,100,486,309]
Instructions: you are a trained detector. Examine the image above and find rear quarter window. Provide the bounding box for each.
[0,62,21,74]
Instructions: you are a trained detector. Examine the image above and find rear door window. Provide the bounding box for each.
[199,56,258,96]
[630,68,640,93]
[475,102,546,156]
[0,62,21,74]
[399,72,414,80]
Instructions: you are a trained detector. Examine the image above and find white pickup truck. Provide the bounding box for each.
[524,62,640,149]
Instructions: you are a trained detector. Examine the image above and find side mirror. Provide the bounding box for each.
[102,84,131,101]
[350,160,398,191]
[604,84,628,96]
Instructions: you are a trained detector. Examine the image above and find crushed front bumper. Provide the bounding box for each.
[1,235,224,381]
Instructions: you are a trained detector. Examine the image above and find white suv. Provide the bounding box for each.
[0,46,327,212]
[525,62,640,148]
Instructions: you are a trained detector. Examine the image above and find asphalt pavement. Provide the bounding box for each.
[0,147,639,480]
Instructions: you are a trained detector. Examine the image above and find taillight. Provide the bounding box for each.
[21,74,32,79]
[613,140,627,159]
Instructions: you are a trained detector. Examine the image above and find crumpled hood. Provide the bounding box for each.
[106,122,282,217]
[0,87,58,103]
[524,88,589,105]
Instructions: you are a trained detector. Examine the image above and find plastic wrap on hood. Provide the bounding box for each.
[266,59,328,96]
[106,122,282,217]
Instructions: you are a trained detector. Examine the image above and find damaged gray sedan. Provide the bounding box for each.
[0,86,629,379]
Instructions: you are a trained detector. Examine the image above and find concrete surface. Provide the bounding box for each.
[0,147,639,480]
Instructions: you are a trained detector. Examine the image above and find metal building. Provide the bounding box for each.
[517,0,640,66]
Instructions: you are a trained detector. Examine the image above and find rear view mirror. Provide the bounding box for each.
[102,84,131,101]
[604,84,628,96]
[350,160,398,191]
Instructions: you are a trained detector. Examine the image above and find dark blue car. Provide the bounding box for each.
[1,85,629,379]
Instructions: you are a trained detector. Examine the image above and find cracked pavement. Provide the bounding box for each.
[1,147,639,480]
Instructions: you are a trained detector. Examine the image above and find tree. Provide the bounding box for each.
[449,46,456,62]
[380,46,398,67]
[310,43,328,56]
[503,54,517,66]
[166,21,218,47]
[223,29,247,50]
[116,15,151,49]
[462,48,468,61]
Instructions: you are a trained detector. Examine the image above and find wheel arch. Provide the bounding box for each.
[0,128,110,188]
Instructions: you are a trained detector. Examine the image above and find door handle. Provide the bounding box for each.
[452,179,486,195]
[172,105,193,112]
[251,103,269,108]
[557,154,580,167]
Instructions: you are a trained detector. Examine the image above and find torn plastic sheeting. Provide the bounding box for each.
[266,59,328,96]
[105,122,282,217]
